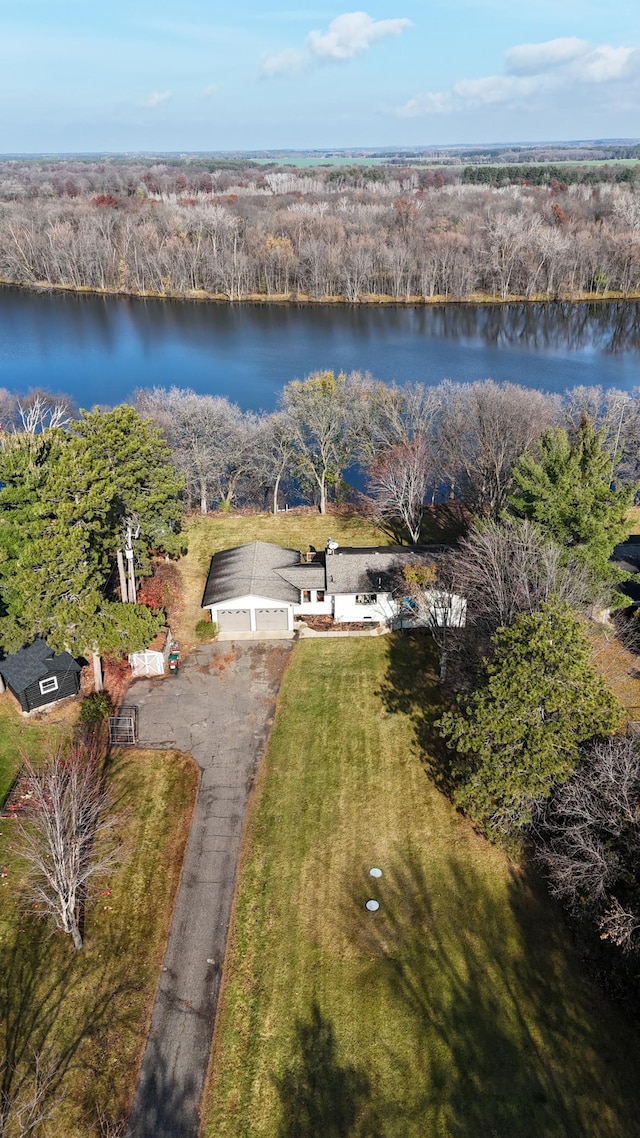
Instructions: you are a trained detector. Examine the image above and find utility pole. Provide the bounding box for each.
[125,522,140,604]
[117,549,128,603]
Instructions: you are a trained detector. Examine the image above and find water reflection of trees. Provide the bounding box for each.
[424,301,640,355]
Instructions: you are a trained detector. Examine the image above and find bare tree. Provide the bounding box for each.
[0,1050,61,1137]
[598,898,640,952]
[253,413,296,514]
[281,371,357,514]
[535,736,640,951]
[0,389,17,435]
[14,743,121,951]
[366,434,434,543]
[16,391,73,434]
[435,380,558,515]
[397,555,466,681]
[454,518,596,635]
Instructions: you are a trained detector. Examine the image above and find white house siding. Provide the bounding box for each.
[332,593,396,624]
[293,589,333,617]
[204,594,295,633]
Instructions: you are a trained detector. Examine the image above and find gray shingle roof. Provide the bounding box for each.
[276,564,327,590]
[0,638,81,692]
[324,546,448,595]
[201,541,452,608]
[201,541,301,607]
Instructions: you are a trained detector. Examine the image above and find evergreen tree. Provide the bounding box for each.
[508,418,634,587]
[73,404,184,571]
[438,601,622,837]
[0,407,180,669]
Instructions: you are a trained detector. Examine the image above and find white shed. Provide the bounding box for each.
[128,627,172,677]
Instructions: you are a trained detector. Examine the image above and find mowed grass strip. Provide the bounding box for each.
[0,747,198,1137]
[203,636,640,1138]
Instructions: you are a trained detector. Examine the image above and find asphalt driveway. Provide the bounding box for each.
[126,640,292,1138]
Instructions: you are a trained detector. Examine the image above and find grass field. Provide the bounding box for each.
[0,746,198,1135]
[0,691,70,805]
[203,635,640,1138]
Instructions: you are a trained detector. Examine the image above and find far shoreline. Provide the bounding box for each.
[2,277,639,309]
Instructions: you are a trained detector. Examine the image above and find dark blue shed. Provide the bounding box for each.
[0,639,81,713]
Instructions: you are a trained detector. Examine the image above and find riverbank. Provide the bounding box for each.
[3,276,640,308]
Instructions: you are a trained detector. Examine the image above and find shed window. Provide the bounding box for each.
[355,594,377,606]
[39,676,59,695]
[316,589,325,602]
[302,590,312,603]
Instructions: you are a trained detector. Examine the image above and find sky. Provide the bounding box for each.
[1,0,640,152]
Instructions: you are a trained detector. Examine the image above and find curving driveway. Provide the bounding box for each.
[126,640,292,1138]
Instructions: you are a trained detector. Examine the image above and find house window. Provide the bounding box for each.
[302,590,312,604]
[39,676,59,696]
[355,594,377,605]
[316,589,325,602]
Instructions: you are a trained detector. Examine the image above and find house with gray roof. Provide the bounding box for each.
[201,540,466,636]
[0,638,81,713]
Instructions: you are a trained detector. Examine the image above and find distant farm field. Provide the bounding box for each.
[203,635,640,1138]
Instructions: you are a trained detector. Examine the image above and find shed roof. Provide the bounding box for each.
[201,541,301,607]
[0,638,81,693]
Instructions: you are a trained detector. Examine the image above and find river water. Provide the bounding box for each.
[1,286,640,410]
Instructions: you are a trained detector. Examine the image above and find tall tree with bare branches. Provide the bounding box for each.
[14,743,121,951]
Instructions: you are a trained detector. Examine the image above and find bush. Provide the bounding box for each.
[79,691,112,724]
[196,619,217,641]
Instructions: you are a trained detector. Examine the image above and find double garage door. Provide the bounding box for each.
[217,607,289,632]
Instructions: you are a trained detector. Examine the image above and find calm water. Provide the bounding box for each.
[1,287,640,411]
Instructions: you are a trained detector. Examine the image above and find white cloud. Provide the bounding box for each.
[505,37,589,75]
[307,12,412,60]
[261,10,412,78]
[140,90,173,108]
[203,82,222,97]
[261,47,306,78]
[575,45,636,82]
[397,37,640,117]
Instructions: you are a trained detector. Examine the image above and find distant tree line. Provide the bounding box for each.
[1,158,640,300]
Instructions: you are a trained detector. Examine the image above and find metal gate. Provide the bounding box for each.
[109,706,139,746]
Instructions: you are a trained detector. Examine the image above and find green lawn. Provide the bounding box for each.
[203,635,640,1138]
[0,747,198,1136]
[0,692,70,806]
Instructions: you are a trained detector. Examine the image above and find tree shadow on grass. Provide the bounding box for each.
[344,847,640,1138]
[275,1002,382,1138]
[0,914,148,1136]
[376,631,459,798]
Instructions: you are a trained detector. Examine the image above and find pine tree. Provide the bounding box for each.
[438,601,622,837]
[0,407,180,668]
[508,418,634,587]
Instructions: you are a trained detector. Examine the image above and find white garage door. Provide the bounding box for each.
[217,608,251,632]
[255,608,289,631]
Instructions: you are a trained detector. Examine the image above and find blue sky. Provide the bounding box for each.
[1,0,640,152]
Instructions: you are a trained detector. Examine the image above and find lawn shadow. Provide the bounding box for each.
[275,1002,382,1138]
[0,913,149,1135]
[344,846,640,1137]
[377,632,459,798]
